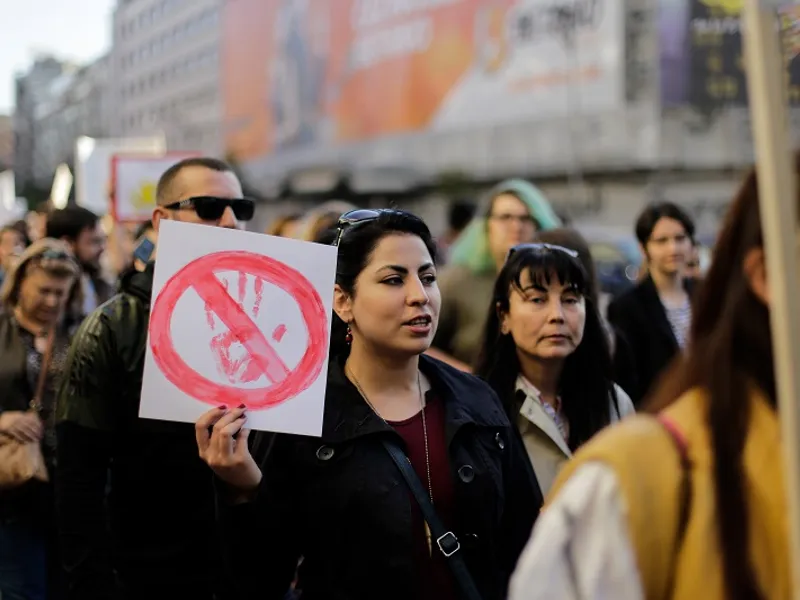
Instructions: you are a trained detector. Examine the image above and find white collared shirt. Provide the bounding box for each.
[514,375,635,497]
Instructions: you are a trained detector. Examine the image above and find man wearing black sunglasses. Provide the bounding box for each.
[55,157,247,600]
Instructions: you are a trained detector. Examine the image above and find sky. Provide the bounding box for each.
[0,0,115,114]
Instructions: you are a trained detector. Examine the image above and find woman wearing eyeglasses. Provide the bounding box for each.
[474,243,634,497]
[431,179,561,372]
[0,239,81,600]
[196,209,541,600]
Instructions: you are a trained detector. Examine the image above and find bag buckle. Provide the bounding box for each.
[437,531,460,557]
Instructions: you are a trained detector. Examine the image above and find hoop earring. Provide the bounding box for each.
[345,325,353,345]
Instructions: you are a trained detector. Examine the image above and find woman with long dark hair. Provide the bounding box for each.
[535,228,638,398]
[196,209,541,600]
[509,161,791,599]
[474,243,634,496]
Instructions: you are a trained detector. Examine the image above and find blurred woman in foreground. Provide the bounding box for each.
[509,161,791,599]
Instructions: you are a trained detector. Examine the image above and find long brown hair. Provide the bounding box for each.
[647,162,779,600]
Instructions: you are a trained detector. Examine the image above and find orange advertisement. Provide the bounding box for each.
[326,0,481,141]
[222,0,625,160]
[222,0,486,158]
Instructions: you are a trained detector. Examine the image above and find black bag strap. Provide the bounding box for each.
[382,437,483,600]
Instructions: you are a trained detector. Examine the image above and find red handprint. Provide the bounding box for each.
[205,272,284,384]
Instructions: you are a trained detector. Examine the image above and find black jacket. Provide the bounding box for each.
[0,311,72,523]
[0,311,35,414]
[221,354,543,600]
[55,264,233,600]
[606,276,696,405]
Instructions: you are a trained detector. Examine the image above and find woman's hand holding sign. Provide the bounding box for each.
[196,405,262,501]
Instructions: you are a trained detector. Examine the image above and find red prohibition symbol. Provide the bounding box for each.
[149,251,329,409]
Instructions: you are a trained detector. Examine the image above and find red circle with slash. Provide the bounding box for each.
[149,251,329,409]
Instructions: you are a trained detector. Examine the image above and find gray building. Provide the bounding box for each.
[11,55,113,188]
[13,56,72,187]
[0,115,13,171]
[110,0,223,154]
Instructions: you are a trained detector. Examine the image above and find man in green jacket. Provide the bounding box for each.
[55,157,255,600]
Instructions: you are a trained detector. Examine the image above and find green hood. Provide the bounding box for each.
[448,179,561,274]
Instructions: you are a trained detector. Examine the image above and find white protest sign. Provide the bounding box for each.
[50,163,73,209]
[0,170,14,218]
[111,153,201,223]
[140,220,337,436]
[75,136,166,216]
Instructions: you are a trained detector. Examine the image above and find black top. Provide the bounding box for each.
[0,311,73,522]
[221,354,543,600]
[55,263,234,600]
[607,275,697,405]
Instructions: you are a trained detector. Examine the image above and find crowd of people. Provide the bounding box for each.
[0,155,790,600]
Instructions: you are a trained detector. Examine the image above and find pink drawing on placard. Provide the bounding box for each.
[205,270,272,384]
[148,251,328,410]
[272,324,287,342]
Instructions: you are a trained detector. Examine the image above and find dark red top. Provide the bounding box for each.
[389,393,458,600]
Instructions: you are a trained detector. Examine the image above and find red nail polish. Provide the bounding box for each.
[238,403,246,409]
[218,405,227,410]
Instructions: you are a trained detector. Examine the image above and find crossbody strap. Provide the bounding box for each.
[382,437,484,600]
[30,330,56,412]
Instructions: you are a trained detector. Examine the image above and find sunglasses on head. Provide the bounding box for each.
[39,249,72,261]
[24,248,78,271]
[506,243,580,262]
[164,196,255,222]
[334,209,397,246]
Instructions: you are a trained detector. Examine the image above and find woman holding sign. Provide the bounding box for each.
[196,209,541,600]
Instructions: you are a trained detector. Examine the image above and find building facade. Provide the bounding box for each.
[32,56,114,185]
[110,0,223,154]
[13,56,71,187]
[219,0,800,239]
[0,115,13,171]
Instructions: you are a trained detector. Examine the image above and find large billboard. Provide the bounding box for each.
[660,0,800,109]
[222,0,626,161]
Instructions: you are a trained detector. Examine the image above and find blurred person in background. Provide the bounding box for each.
[26,202,50,245]
[431,179,561,371]
[509,158,790,600]
[297,200,359,244]
[474,243,634,497]
[267,211,304,238]
[45,207,110,319]
[55,157,250,600]
[438,199,476,264]
[10,220,31,248]
[0,225,26,287]
[0,239,81,600]
[536,228,638,397]
[607,203,697,406]
[685,238,711,281]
